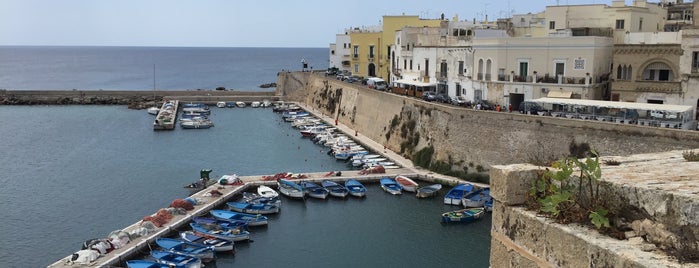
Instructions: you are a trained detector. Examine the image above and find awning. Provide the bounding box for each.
[547,91,572,98]
[531,97,693,114]
[394,79,437,87]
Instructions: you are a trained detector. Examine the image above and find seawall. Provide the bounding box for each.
[0,90,277,106]
[277,72,699,172]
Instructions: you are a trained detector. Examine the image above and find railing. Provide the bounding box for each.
[485,74,492,81]
[477,73,484,80]
[437,72,448,79]
[498,74,509,81]
[353,54,359,59]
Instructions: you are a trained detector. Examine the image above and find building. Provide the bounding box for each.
[329,32,351,74]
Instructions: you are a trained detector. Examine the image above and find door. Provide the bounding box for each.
[519,62,528,81]
[368,63,376,77]
[555,62,565,77]
[510,93,525,111]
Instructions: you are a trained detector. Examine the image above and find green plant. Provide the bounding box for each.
[682,150,699,162]
[528,151,612,230]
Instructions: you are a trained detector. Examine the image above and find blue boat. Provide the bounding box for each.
[321,180,349,198]
[344,179,367,197]
[150,250,202,268]
[210,209,269,226]
[179,231,235,252]
[299,181,329,199]
[155,238,215,262]
[241,192,282,207]
[126,260,173,268]
[440,207,485,223]
[462,187,491,208]
[192,216,249,229]
[190,222,251,242]
[277,178,306,199]
[380,177,402,195]
[443,183,474,206]
[484,198,493,212]
[226,201,279,214]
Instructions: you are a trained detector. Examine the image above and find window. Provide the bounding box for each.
[403,59,407,70]
[549,21,555,30]
[410,60,413,70]
[692,51,699,72]
[397,38,400,45]
[639,18,643,31]
[369,45,375,59]
[331,50,335,55]
[354,64,359,73]
[456,83,462,96]
[615,19,625,30]
[642,62,673,81]
[353,46,359,58]
[458,61,464,75]
[387,46,391,60]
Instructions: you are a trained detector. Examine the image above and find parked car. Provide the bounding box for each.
[422,91,436,101]
[519,101,543,114]
[479,100,496,110]
[435,93,450,103]
[450,96,470,107]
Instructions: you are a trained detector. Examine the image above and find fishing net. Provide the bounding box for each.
[142,208,174,227]
[170,198,194,210]
[107,230,130,249]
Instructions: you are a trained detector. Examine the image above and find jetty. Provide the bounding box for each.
[153,100,178,131]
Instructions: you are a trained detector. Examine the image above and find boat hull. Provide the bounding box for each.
[441,208,485,223]
[416,184,442,198]
[395,176,418,192]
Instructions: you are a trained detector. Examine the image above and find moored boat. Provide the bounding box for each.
[443,183,474,206]
[380,177,402,195]
[179,231,235,252]
[440,207,485,223]
[216,101,226,108]
[147,106,160,115]
[226,201,279,214]
[277,178,305,199]
[154,238,215,262]
[126,260,173,268]
[210,209,268,227]
[416,184,442,198]
[180,118,214,129]
[321,180,349,198]
[484,198,493,212]
[257,185,279,199]
[462,187,491,208]
[150,250,202,268]
[235,101,246,108]
[344,179,367,197]
[251,101,261,108]
[299,181,329,199]
[190,222,251,242]
[394,175,418,192]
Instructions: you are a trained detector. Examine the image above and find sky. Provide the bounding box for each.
[1,0,629,47]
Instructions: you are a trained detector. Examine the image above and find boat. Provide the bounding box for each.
[216,101,226,108]
[277,178,305,199]
[179,231,235,252]
[154,238,215,262]
[321,180,349,198]
[210,209,269,227]
[241,192,282,207]
[299,181,329,199]
[344,179,367,197]
[225,102,236,108]
[262,99,272,107]
[181,103,210,114]
[251,101,261,108]
[193,216,249,229]
[150,250,202,268]
[462,187,491,208]
[126,260,174,268]
[484,198,493,212]
[257,185,279,199]
[190,222,251,242]
[416,184,442,198]
[394,176,418,192]
[226,201,279,214]
[147,106,160,115]
[235,101,246,108]
[443,183,474,206]
[180,118,214,129]
[440,207,485,223]
[379,177,402,195]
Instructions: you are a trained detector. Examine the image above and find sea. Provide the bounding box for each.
[0,47,491,268]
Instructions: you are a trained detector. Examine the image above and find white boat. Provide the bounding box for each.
[216,101,226,108]
[257,185,279,199]
[181,118,214,129]
[352,157,387,167]
[277,179,305,199]
[147,106,160,115]
[251,101,261,108]
[262,99,272,107]
[416,184,442,198]
[394,175,418,192]
[236,101,246,108]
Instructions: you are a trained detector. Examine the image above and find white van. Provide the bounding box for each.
[366,77,387,91]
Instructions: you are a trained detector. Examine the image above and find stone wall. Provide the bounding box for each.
[278,72,699,172]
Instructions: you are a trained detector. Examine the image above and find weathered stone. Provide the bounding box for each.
[490,164,541,206]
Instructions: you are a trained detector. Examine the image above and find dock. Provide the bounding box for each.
[153,100,178,131]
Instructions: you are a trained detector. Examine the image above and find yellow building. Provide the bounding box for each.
[349,15,442,79]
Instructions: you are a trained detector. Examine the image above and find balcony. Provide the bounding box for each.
[612,80,682,94]
[352,54,359,60]
[368,56,374,62]
[437,72,448,82]
[392,68,402,76]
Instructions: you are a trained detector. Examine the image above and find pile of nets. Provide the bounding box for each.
[359,165,385,175]
[170,198,195,210]
[142,208,173,227]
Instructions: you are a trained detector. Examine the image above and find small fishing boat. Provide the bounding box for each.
[147,106,160,115]
[154,238,215,262]
[277,178,305,199]
[380,177,402,195]
[242,192,282,207]
[484,198,493,212]
[440,207,485,223]
[180,118,214,129]
[257,185,279,199]
[190,222,251,242]
[300,181,329,199]
[262,99,272,107]
[416,184,442,198]
[462,187,491,208]
[126,260,173,268]
[216,101,226,108]
[344,179,367,197]
[210,209,268,227]
[150,250,202,268]
[179,231,235,252]
[443,183,474,206]
[321,180,349,198]
[394,175,418,192]
[250,101,261,108]
[236,101,246,108]
[226,201,279,214]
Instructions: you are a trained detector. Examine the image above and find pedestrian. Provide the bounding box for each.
[508,103,513,112]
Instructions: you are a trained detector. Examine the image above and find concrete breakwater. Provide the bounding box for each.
[0,90,277,107]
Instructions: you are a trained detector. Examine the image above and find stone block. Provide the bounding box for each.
[490,164,542,206]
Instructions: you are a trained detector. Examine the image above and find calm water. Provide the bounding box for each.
[0,46,327,91]
[0,106,491,267]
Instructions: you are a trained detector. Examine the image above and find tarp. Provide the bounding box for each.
[531,98,693,114]
[394,79,437,87]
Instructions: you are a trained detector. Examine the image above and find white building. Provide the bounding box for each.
[329,32,352,73]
